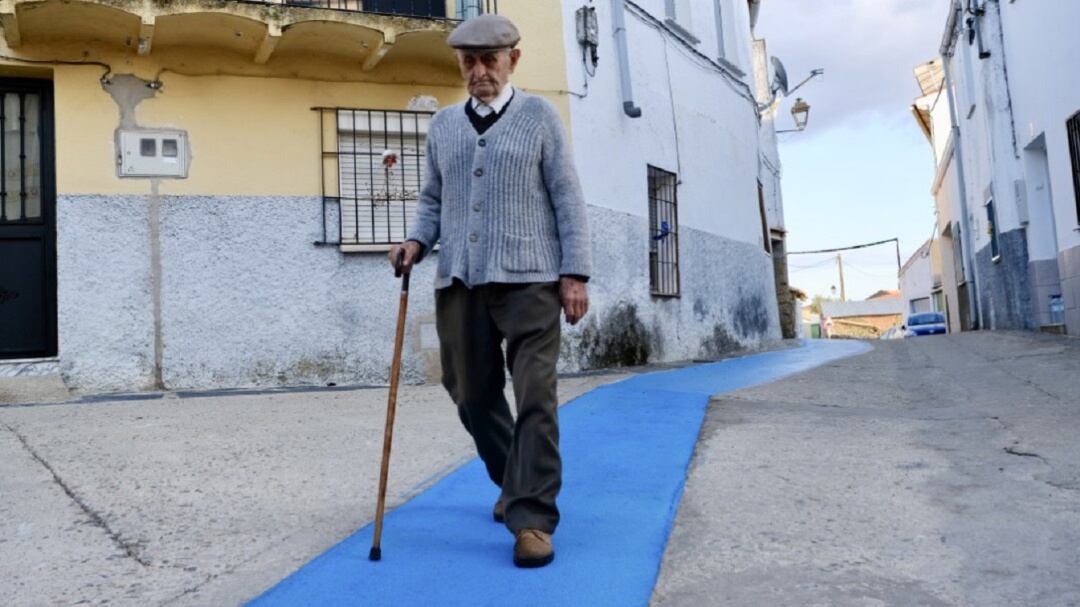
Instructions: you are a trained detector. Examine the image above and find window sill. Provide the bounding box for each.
[338,243,440,254]
[663,18,700,45]
[716,56,745,78]
[340,243,394,253]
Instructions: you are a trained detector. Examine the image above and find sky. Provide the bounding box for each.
[755,0,954,301]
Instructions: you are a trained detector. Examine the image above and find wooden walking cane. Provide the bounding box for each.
[369,248,410,562]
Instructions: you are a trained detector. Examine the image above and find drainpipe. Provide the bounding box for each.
[611,0,642,118]
[941,0,982,329]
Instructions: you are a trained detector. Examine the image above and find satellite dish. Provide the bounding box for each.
[771,57,789,97]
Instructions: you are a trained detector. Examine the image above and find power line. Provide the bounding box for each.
[788,237,903,291]
[787,237,898,255]
[845,263,899,279]
[788,257,838,272]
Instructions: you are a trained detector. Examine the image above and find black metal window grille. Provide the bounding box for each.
[1068,110,1080,224]
[986,197,1000,260]
[0,92,41,225]
[952,222,965,284]
[648,165,680,297]
[237,0,498,19]
[316,108,432,247]
[757,180,771,254]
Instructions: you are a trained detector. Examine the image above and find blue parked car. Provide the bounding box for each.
[904,312,947,337]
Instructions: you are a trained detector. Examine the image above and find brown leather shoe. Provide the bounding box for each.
[493,497,506,523]
[513,529,554,568]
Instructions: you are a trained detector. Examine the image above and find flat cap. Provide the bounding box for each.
[447,14,521,50]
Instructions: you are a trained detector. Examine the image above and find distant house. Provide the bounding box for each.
[820,298,905,339]
[867,289,900,301]
[801,308,822,339]
[899,239,947,320]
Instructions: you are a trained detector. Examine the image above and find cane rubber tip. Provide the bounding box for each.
[369,547,381,561]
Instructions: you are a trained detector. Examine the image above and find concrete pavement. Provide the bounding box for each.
[0,374,628,606]
[653,332,1080,606]
[3,332,1080,606]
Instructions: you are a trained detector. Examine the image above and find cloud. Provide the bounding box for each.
[755,0,952,133]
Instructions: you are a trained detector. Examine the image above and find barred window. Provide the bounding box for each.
[986,197,1000,261]
[317,108,432,249]
[1068,110,1080,224]
[757,179,771,254]
[648,165,680,297]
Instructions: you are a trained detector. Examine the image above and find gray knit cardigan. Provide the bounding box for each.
[406,91,592,289]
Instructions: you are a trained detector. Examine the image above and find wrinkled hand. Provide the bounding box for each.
[388,241,422,274]
[559,277,589,325]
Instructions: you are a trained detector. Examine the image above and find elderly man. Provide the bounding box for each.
[388,14,591,568]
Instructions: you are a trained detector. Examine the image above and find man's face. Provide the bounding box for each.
[456,48,521,102]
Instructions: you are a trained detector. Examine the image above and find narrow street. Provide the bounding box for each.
[3,332,1079,605]
[655,332,1080,606]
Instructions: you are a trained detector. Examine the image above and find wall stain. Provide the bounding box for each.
[699,324,741,360]
[693,298,709,322]
[577,302,651,369]
[733,292,770,338]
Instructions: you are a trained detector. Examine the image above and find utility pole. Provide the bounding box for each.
[894,239,902,290]
[836,253,847,302]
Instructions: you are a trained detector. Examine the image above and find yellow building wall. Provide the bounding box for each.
[0,0,571,198]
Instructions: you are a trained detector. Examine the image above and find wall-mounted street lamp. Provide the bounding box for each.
[777,97,811,133]
[764,58,822,134]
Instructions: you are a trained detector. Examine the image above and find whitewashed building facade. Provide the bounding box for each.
[933,0,1080,334]
[554,0,787,367]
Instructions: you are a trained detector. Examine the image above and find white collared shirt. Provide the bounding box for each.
[471,84,515,117]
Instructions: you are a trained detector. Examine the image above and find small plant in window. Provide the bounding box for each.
[376,149,398,207]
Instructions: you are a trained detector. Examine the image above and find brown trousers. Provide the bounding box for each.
[435,279,562,534]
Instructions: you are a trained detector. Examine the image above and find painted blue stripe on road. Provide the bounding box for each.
[249,339,870,607]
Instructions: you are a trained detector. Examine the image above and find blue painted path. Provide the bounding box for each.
[249,339,871,607]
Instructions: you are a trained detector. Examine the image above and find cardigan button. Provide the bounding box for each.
[473,203,482,212]
[469,234,479,243]
[478,139,487,147]
[474,168,484,177]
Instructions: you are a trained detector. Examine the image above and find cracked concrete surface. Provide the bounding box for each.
[3,422,152,567]
[0,373,629,606]
[5,332,1080,606]
[652,332,1080,606]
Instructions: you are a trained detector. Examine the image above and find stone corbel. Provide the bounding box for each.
[361,29,396,72]
[138,16,155,56]
[254,23,282,65]
[0,0,21,49]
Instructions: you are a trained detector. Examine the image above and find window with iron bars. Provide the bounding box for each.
[1068,109,1080,225]
[648,165,680,297]
[316,108,432,249]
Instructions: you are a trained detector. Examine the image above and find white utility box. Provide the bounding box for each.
[119,130,188,178]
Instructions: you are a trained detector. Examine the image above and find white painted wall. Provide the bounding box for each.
[561,0,765,247]
[944,8,1024,254]
[944,0,1080,261]
[753,38,784,234]
[998,0,1080,256]
[900,241,934,314]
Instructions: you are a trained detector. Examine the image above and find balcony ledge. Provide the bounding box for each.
[0,0,463,78]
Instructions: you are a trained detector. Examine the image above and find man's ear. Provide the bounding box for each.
[509,48,522,71]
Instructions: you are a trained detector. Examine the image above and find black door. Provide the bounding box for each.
[0,78,56,359]
[365,0,446,18]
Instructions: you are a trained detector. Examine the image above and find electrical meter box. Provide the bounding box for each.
[118,130,188,178]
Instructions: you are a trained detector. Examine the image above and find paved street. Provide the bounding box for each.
[2,332,1079,606]
[654,332,1080,606]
